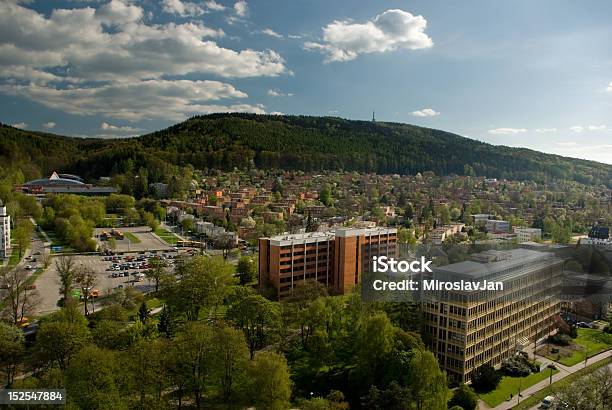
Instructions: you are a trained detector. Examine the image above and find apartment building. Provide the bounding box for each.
[486,219,510,234]
[422,249,564,384]
[0,203,10,259]
[259,227,397,299]
[514,227,542,243]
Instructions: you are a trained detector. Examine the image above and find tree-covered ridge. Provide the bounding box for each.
[1,114,611,187]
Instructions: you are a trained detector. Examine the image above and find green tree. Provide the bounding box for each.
[173,322,215,408]
[320,184,333,207]
[13,219,34,259]
[65,345,126,410]
[227,287,279,358]
[157,305,177,339]
[236,256,257,285]
[145,258,168,292]
[137,302,149,323]
[448,384,478,410]
[125,338,168,407]
[55,256,75,303]
[406,350,449,410]
[471,363,501,392]
[0,323,25,387]
[35,317,91,370]
[212,326,249,403]
[168,256,236,321]
[247,352,292,410]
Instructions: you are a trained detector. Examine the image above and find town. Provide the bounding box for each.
[1,166,611,409]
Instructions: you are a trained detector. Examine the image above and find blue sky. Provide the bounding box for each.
[1,0,611,164]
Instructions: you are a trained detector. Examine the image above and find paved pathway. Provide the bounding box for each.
[482,349,612,410]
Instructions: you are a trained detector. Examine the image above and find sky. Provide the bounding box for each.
[1,0,611,164]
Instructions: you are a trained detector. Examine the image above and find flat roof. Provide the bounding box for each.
[266,226,397,246]
[434,248,559,280]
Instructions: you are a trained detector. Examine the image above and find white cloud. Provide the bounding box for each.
[270,111,283,115]
[606,82,612,93]
[101,122,142,133]
[267,89,293,97]
[410,108,439,117]
[0,1,287,81]
[569,126,584,133]
[205,1,225,11]
[588,124,606,131]
[162,0,204,17]
[42,121,56,129]
[304,9,433,63]
[534,128,557,133]
[1,79,262,121]
[569,125,607,133]
[488,128,527,135]
[0,1,288,121]
[288,34,302,39]
[11,122,27,129]
[262,28,283,39]
[234,1,248,17]
[557,141,578,147]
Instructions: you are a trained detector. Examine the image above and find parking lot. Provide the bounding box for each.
[94,226,172,253]
[35,250,178,315]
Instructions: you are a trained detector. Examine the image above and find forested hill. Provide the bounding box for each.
[1,114,611,187]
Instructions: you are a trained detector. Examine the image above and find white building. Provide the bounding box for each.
[472,214,492,225]
[486,219,510,234]
[514,227,542,243]
[0,203,10,259]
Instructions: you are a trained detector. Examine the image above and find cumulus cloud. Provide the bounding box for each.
[569,126,584,133]
[410,108,439,117]
[262,28,283,39]
[11,122,27,129]
[267,89,293,97]
[534,128,557,133]
[0,1,287,121]
[606,82,612,92]
[162,0,205,17]
[487,128,527,135]
[42,121,56,129]
[205,1,225,11]
[234,1,248,17]
[304,9,433,63]
[101,122,142,133]
[0,1,287,82]
[1,79,262,121]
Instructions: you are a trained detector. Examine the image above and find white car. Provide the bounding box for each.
[540,396,555,409]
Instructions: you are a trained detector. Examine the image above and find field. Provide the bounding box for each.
[479,368,559,407]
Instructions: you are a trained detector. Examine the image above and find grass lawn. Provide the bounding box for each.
[545,329,612,366]
[7,249,22,266]
[480,369,559,407]
[513,357,612,410]
[154,227,179,245]
[123,231,142,244]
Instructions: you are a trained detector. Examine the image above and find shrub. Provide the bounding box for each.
[548,333,572,346]
[448,384,478,410]
[471,364,501,392]
[501,355,538,377]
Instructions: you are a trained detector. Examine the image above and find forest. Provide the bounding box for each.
[1,114,610,187]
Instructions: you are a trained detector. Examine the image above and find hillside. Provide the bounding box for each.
[1,114,611,187]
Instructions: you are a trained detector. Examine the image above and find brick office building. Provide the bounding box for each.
[259,227,397,300]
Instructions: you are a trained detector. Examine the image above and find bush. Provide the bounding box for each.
[448,384,478,410]
[548,333,572,346]
[471,364,501,393]
[501,355,538,377]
